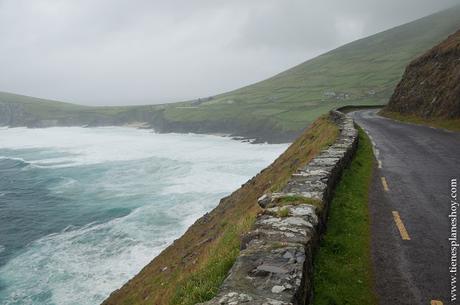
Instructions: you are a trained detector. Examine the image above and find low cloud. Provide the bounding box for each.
[0,0,457,105]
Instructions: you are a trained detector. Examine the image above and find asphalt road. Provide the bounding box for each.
[351,110,460,305]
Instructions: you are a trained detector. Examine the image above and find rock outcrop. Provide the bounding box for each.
[385,30,460,118]
[0,102,28,126]
[197,111,358,305]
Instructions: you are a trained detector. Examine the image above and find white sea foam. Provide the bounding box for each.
[0,127,288,305]
[0,127,285,168]
[0,208,171,305]
[0,156,29,163]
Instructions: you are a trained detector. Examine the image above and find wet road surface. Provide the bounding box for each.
[351,110,460,305]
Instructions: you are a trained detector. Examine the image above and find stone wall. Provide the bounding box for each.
[197,110,358,305]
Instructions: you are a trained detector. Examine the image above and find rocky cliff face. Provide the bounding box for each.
[385,30,460,118]
[151,114,300,144]
[0,102,29,126]
[0,97,296,143]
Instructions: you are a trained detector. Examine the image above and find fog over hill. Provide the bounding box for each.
[0,0,458,105]
[1,5,460,142]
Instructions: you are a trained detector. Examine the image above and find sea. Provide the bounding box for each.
[0,126,287,305]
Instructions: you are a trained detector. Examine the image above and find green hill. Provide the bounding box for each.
[161,5,460,137]
[0,91,157,128]
[1,5,460,141]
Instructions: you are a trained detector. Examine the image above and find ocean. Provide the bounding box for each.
[0,126,287,305]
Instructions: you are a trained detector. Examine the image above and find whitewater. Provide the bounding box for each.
[0,127,287,305]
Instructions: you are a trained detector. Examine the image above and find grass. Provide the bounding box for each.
[157,5,460,133]
[102,115,339,305]
[170,216,254,305]
[2,6,460,137]
[312,127,377,305]
[380,110,460,132]
[276,195,324,209]
[0,91,157,127]
[276,207,290,218]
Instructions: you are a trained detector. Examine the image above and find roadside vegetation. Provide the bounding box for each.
[102,115,338,305]
[312,127,377,305]
[380,110,460,132]
[169,216,254,304]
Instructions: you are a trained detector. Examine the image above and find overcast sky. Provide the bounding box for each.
[0,0,458,106]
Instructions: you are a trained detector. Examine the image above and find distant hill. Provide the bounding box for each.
[385,29,460,118]
[0,91,158,128]
[1,5,460,142]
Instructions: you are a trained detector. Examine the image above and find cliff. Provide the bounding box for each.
[385,30,460,118]
[101,115,340,305]
[197,111,358,305]
[0,92,296,143]
[2,6,460,142]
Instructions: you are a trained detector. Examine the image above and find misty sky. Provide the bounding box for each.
[0,0,458,106]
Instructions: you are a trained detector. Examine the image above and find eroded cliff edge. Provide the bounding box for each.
[385,30,460,119]
[101,114,341,305]
[102,110,357,305]
[197,111,357,305]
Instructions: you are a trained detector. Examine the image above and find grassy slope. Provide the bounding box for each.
[2,6,460,136]
[102,115,339,305]
[380,110,460,132]
[162,6,460,132]
[0,91,158,126]
[313,128,376,305]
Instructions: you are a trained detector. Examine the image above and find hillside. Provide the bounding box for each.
[102,115,339,305]
[0,91,158,128]
[384,30,460,118]
[1,6,460,142]
[162,5,460,138]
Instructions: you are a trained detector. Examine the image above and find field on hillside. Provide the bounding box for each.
[161,6,460,133]
[1,6,459,140]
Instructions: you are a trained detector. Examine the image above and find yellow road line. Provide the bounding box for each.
[378,160,382,169]
[431,301,443,305]
[381,177,389,191]
[392,211,411,240]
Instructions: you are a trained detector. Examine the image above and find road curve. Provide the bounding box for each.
[351,109,460,305]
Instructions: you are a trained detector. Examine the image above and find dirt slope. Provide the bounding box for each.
[385,30,460,118]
